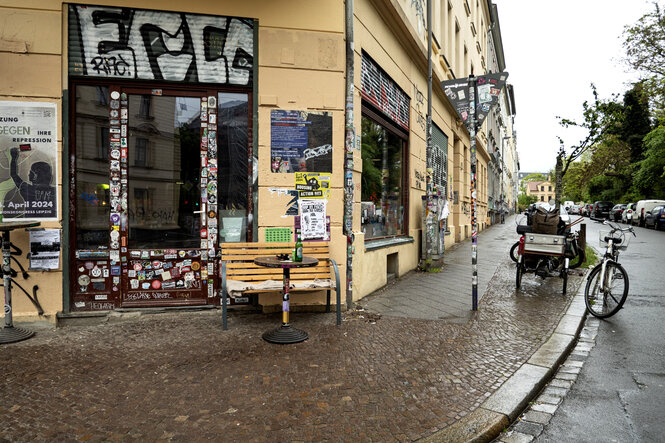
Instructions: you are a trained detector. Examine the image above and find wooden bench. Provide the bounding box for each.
[219,241,341,330]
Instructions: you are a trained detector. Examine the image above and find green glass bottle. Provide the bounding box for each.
[294,235,303,262]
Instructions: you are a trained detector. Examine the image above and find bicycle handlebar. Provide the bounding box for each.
[603,220,637,236]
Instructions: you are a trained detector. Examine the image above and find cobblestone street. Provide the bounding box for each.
[0,220,583,442]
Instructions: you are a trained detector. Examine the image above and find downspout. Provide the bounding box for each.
[344,0,355,310]
[424,0,433,267]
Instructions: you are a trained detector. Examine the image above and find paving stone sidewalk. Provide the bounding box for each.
[0,217,585,442]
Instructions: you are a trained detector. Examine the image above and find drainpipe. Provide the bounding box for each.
[344,0,355,310]
[424,0,433,267]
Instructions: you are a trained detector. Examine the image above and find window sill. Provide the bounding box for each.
[364,236,414,252]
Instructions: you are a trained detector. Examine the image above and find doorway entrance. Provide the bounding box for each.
[70,83,251,311]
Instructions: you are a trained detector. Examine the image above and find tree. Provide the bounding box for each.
[634,125,665,198]
[622,2,665,119]
[561,161,586,202]
[620,83,652,163]
[517,193,537,212]
[554,85,624,205]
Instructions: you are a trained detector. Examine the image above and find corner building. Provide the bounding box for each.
[0,0,513,321]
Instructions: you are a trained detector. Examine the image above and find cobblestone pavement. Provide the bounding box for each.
[494,317,599,442]
[0,218,584,442]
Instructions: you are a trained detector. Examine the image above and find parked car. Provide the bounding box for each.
[591,201,613,220]
[634,199,665,227]
[609,204,627,222]
[622,202,636,224]
[645,205,665,230]
[583,203,593,217]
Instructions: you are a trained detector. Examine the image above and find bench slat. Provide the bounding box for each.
[226,266,330,274]
[228,272,332,281]
[222,241,328,247]
[220,247,330,256]
[221,253,331,261]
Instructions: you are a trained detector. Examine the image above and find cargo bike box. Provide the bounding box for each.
[523,233,566,255]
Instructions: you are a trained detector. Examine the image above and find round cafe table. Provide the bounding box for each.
[0,220,40,344]
[253,256,318,344]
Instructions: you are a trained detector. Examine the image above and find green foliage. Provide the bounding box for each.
[361,118,384,201]
[522,173,548,182]
[518,193,537,212]
[622,2,665,120]
[558,82,654,204]
[621,83,652,162]
[633,125,665,198]
[582,245,598,269]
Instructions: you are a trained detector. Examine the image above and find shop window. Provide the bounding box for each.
[134,138,148,167]
[95,86,108,106]
[361,112,406,240]
[218,92,250,242]
[75,85,111,250]
[99,127,109,159]
[128,95,201,249]
[138,96,152,120]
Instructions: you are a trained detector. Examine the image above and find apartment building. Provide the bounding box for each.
[0,0,515,321]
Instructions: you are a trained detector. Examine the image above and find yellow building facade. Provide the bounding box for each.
[0,0,507,322]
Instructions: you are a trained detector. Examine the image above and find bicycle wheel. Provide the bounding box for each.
[515,261,523,289]
[584,262,629,318]
[510,242,520,263]
[568,246,586,269]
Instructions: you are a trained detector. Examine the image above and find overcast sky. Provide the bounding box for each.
[493,0,656,173]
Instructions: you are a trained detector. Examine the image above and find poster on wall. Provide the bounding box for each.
[298,199,327,240]
[29,229,61,270]
[0,101,58,220]
[295,172,331,199]
[270,110,332,173]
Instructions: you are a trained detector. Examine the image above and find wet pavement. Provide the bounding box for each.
[0,216,587,442]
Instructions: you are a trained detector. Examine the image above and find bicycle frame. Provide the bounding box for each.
[597,221,631,293]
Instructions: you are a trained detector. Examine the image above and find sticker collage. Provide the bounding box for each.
[73,93,219,310]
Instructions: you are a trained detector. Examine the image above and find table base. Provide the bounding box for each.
[0,326,35,344]
[262,325,308,344]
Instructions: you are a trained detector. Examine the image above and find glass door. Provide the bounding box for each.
[121,89,209,306]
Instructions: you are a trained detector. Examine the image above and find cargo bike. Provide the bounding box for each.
[514,205,580,294]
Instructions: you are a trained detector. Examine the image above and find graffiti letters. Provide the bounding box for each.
[69,5,254,85]
[360,54,409,131]
[90,54,131,76]
[414,85,426,132]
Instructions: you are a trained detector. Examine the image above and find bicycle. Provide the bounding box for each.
[584,220,636,318]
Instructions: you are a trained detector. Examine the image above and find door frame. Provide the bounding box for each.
[68,78,253,311]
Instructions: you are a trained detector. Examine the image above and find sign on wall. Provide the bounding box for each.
[295,172,331,199]
[298,199,327,240]
[0,101,58,220]
[270,110,332,173]
[68,5,254,85]
[29,229,61,270]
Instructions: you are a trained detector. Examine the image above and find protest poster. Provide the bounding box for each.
[0,101,58,220]
[29,229,61,270]
[295,172,331,199]
[270,110,332,173]
[298,199,326,240]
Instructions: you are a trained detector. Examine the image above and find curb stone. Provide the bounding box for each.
[420,270,590,442]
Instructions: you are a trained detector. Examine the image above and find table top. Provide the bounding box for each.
[0,221,41,232]
[254,256,318,269]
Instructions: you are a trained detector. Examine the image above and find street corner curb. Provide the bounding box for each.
[468,269,592,440]
[418,407,509,443]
